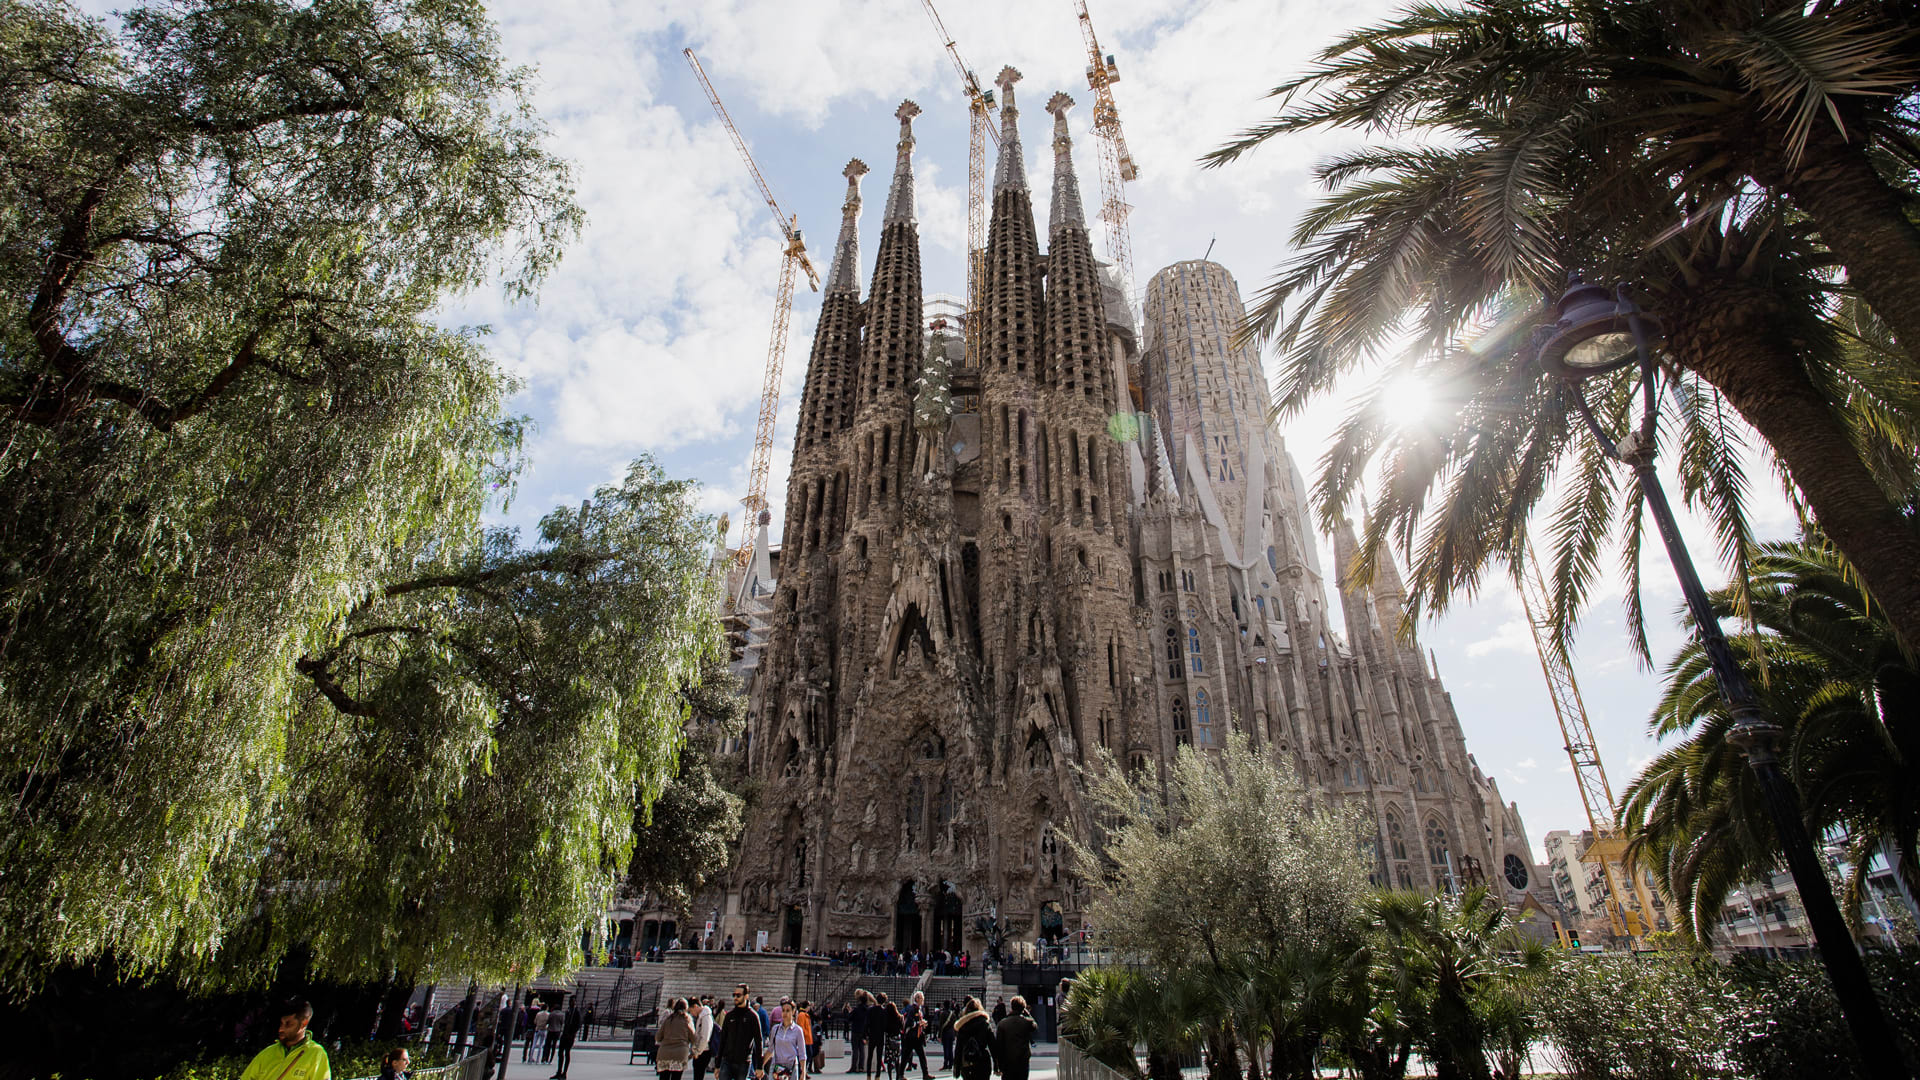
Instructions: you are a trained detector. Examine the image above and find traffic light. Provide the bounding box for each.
[1551,920,1570,948]
[1567,926,1582,949]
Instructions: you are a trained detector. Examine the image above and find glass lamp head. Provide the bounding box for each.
[1537,278,1661,381]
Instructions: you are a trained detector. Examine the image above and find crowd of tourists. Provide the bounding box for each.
[650,983,1038,1080]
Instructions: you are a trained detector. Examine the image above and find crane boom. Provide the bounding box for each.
[685,48,818,569]
[1518,542,1652,943]
[916,0,997,370]
[1073,0,1138,306]
[685,48,821,292]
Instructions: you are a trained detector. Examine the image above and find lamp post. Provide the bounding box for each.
[1535,277,1906,1075]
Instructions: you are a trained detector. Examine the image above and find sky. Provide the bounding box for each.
[111,0,1806,861]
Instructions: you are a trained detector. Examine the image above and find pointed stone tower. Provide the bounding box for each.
[783,159,866,566]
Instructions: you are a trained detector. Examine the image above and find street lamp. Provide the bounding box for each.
[1534,276,1907,1075]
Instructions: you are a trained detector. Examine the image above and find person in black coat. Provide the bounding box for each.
[992,998,1036,1080]
[848,991,870,1075]
[950,998,997,1080]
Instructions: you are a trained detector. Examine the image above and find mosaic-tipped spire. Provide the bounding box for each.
[1045,91,1085,233]
[884,101,920,224]
[826,158,868,294]
[993,67,1026,191]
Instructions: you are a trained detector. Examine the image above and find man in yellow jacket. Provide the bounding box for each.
[239,999,332,1080]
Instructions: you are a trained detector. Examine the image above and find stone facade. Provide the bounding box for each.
[715,78,1538,954]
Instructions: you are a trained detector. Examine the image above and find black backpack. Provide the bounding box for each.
[958,1027,992,1074]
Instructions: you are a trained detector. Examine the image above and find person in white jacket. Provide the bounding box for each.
[692,993,717,1080]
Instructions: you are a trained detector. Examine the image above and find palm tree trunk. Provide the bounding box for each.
[1672,281,1920,655]
[1778,125,1920,368]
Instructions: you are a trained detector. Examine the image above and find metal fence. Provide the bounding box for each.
[1059,1039,1133,1080]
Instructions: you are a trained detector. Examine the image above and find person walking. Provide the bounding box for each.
[755,997,772,1040]
[950,998,996,1080]
[848,990,870,1074]
[543,1002,562,1065]
[768,1006,809,1080]
[937,1003,955,1071]
[717,985,765,1080]
[238,999,331,1080]
[658,998,699,1080]
[989,1001,1006,1026]
[873,996,903,1080]
[902,993,931,1080]
[993,999,1036,1080]
[552,1004,581,1079]
[692,994,717,1080]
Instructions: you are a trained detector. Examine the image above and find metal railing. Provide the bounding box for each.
[1060,1039,1133,1080]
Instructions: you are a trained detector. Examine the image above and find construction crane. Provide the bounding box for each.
[685,48,820,568]
[1517,542,1658,944]
[1073,0,1139,305]
[915,0,998,370]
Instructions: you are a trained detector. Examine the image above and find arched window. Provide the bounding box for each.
[1425,817,1453,893]
[1172,696,1190,747]
[1189,627,1204,673]
[1387,812,1408,861]
[1194,691,1213,745]
[1165,626,1179,661]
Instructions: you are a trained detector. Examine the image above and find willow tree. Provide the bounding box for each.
[0,0,735,993]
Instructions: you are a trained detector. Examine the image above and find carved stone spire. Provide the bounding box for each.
[884,101,920,225]
[826,159,869,295]
[1046,92,1085,233]
[992,67,1026,191]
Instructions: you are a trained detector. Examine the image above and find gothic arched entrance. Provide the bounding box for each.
[783,905,804,951]
[1039,900,1064,943]
[894,881,922,952]
[937,883,963,953]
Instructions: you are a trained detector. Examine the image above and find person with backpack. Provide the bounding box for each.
[950,998,996,1080]
[992,998,1036,1080]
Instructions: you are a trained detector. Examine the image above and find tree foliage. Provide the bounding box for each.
[0,0,733,994]
[1205,0,1920,657]
[626,657,749,914]
[1620,537,1920,938]
[1067,736,1375,1080]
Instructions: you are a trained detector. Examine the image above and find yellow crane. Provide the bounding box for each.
[1073,0,1138,305]
[1517,542,1660,944]
[915,0,998,371]
[684,47,821,569]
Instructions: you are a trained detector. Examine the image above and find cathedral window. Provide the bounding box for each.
[1387,811,1409,861]
[1267,545,1279,575]
[1194,691,1214,746]
[1425,817,1453,893]
[1171,697,1190,747]
[1189,627,1204,674]
[1254,596,1265,617]
[1181,569,1196,592]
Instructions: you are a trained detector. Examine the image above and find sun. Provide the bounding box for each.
[1378,376,1431,429]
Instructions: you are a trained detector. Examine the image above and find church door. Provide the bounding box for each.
[783,905,804,951]
[895,882,923,952]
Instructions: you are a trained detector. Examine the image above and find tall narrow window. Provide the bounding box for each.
[1189,627,1204,674]
[1172,697,1190,747]
[1425,817,1452,893]
[1194,691,1213,746]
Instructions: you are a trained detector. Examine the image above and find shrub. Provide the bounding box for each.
[1723,948,1920,1080]
[1536,953,1732,1079]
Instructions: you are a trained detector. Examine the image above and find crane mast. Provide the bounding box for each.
[685,48,820,568]
[1073,0,1139,307]
[1517,542,1653,944]
[916,0,998,370]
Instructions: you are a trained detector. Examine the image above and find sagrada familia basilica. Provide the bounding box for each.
[711,69,1539,955]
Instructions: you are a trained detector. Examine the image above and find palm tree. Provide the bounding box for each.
[1204,0,1920,658]
[1363,888,1548,1080]
[1620,538,1920,937]
[1060,965,1211,1080]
